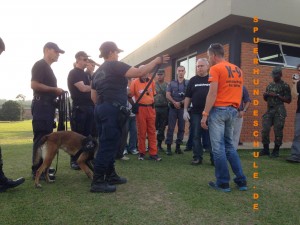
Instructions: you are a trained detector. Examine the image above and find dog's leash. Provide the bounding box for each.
[53,91,71,175]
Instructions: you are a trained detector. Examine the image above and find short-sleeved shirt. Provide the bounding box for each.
[31,59,57,99]
[209,61,243,108]
[67,67,94,106]
[167,79,189,102]
[185,75,210,114]
[130,78,156,105]
[238,86,251,111]
[92,61,131,107]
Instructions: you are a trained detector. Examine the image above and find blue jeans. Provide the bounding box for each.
[290,113,300,159]
[186,119,193,150]
[127,116,137,152]
[94,103,122,174]
[208,107,246,185]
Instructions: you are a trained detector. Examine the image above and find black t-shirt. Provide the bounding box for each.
[297,82,300,113]
[31,59,57,99]
[185,75,210,114]
[92,61,131,107]
[67,68,94,106]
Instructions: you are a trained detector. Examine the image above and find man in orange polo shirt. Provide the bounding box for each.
[129,71,162,161]
[201,43,247,192]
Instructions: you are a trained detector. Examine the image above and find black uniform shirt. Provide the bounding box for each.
[31,59,57,99]
[92,61,131,107]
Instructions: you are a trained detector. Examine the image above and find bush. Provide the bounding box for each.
[0,100,22,121]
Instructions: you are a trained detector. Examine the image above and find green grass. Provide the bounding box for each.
[0,120,300,225]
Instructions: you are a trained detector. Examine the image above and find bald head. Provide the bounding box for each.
[0,37,5,55]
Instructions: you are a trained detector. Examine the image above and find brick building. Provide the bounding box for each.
[122,0,300,143]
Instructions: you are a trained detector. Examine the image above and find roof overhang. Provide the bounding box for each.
[121,0,300,66]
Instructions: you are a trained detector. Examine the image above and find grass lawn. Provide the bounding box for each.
[0,120,299,225]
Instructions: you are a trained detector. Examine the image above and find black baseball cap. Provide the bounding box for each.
[0,37,5,51]
[156,69,165,75]
[75,51,90,59]
[99,41,123,58]
[43,42,65,54]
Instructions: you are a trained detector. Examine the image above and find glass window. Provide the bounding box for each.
[176,53,196,80]
[258,41,300,68]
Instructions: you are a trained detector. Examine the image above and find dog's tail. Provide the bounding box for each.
[33,135,49,165]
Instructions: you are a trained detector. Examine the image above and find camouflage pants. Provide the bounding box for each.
[262,106,286,146]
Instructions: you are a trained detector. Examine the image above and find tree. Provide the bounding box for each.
[0,100,22,121]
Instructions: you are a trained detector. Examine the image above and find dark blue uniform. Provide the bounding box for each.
[31,59,57,173]
[91,61,131,176]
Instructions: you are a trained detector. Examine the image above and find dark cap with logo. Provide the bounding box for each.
[156,69,165,75]
[0,37,5,51]
[99,41,123,58]
[75,51,90,59]
[271,66,282,77]
[43,42,65,54]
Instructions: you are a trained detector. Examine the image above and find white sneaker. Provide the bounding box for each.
[130,149,139,155]
[123,149,128,155]
[120,156,130,161]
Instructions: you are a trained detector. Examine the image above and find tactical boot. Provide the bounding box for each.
[157,141,164,152]
[271,144,280,158]
[175,144,183,154]
[105,168,127,185]
[0,177,25,192]
[166,144,172,156]
[90,173,116,193]
[259,144,270,156]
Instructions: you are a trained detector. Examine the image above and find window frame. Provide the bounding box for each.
[175,52,197,80]
[257,39,300,68]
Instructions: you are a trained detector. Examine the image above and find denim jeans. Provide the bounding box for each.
[191,113,210,160]
[94,103,121,174]
[208,106,246,185]
[290,113,300,159]
[127,116,137,152]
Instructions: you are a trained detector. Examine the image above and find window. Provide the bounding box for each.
[176,53,196,79]
[258,40,300,68]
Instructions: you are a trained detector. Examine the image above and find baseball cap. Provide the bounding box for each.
[99,41,123,58]
[44,42,65,54]
[0,37,5,51]
[75,51,90,59]
[156,69,165,75]
[271,66,282,76]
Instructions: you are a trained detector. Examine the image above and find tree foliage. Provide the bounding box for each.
[0,100,22,121]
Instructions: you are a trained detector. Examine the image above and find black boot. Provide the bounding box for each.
[271,144,280,158]
[105,167,127,185]
[0,164,25,192]
[166,144,172,155]
[157,141,164,152]
[259,144,270,156]
[90,173,116,193]
[175,144,183,154]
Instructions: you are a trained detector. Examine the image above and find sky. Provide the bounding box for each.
[0,0,202,100]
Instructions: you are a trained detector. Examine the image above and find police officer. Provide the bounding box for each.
[68,51,94,170]
[0,37,25,192]
[31,42,65,179]
[165,66,188,155]
[154,69,169,152]
[90,41,169,193]
[260,66,291,157]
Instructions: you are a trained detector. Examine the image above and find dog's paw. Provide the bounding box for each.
[35,183,42,188]
[48,180,55,183]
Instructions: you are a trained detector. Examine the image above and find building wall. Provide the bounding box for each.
[241,42,297,143]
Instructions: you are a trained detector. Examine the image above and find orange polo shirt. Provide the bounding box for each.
[209,61,243,108]
[130,78,156,105]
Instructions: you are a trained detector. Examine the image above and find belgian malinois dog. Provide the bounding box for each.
[34,131,97,188]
